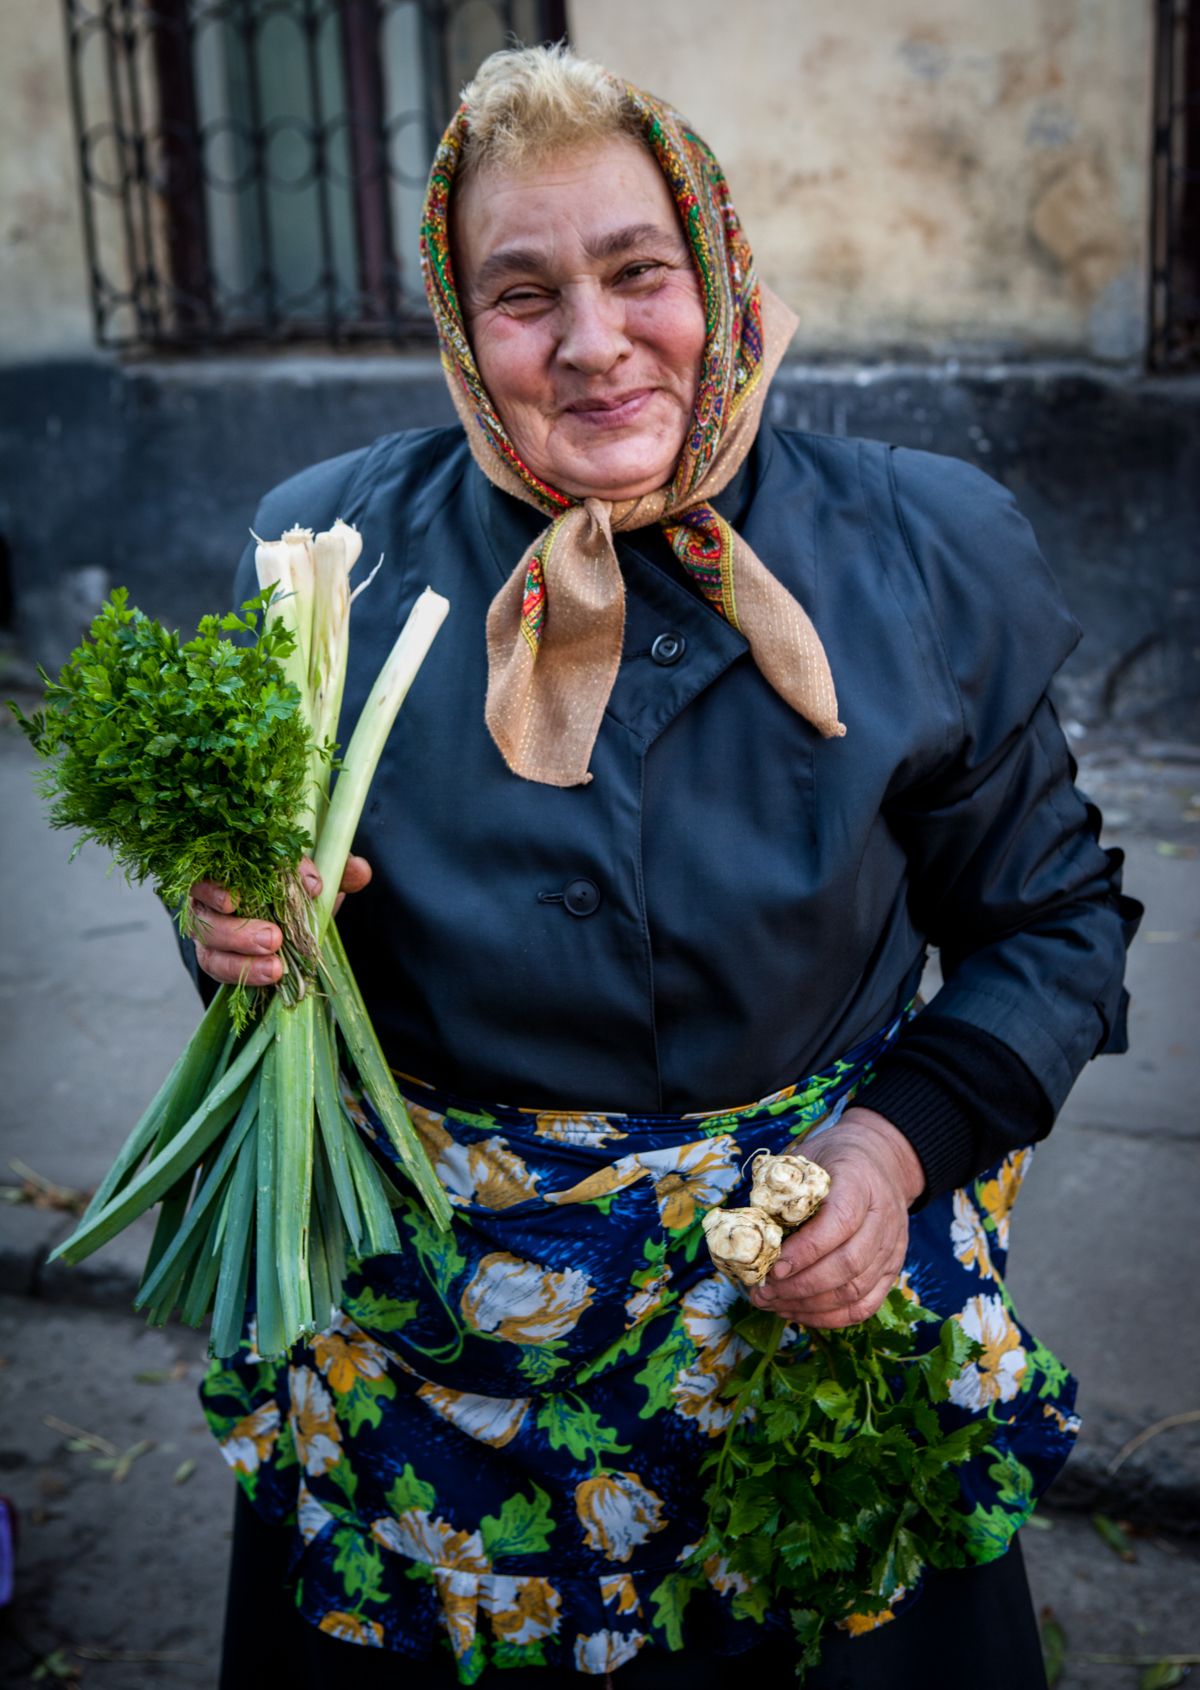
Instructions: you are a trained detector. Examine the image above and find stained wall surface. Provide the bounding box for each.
[0,1,1156,364]
[0,0,93,359]
[570,0,1154,362]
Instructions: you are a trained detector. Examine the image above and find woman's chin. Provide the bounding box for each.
[545,434,683,502]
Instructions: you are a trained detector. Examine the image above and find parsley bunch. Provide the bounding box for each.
[12,541,454,1361]
[12,587,312,935]
[687,1291,993,1676]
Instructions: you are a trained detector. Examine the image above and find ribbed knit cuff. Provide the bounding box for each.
[860,1062,978,1209]
[860,1012,1054,1210]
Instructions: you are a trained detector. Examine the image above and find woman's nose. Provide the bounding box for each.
[556,285,630,373]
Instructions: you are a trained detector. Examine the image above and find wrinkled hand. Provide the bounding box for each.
[748,1108,925,1329]
[190,854,373,987]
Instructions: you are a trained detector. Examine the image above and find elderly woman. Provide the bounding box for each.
[193,44,1137,1690]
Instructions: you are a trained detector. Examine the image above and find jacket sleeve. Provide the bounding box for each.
[175,445,371,1003]
[870,446,1141,1177]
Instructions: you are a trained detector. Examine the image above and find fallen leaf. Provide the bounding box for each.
[6,1159,89,1216]
[1092,1512,1137,1562]
[173,1458,197,1486]
[1156,841,1196,858]
[74,1646,202,1665]
[1024,1512,1054,1532]
[46,1416,119,1458]
[31,1648,81,1683]
[111,1438,154,1484]
[1040,1606,1066,1687]
[1141,1665,1187,1689]
[134,1369,172,1385]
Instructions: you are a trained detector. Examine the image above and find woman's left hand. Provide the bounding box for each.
[748,1107,926,1329]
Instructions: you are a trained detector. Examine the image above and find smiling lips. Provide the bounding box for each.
[562,388,657,426]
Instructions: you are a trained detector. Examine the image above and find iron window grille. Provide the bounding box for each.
[1150,0,1200,370]
[64,0,567,351]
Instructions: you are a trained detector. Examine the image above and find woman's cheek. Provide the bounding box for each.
[474,313,556,407]
[628,284,706,384]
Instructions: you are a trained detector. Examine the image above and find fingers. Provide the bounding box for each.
[190,879,282,988]
[295,853,374,910]
[340,853,373,894]
[783,1269,899,1330]
[764,1231,896,1307]
[190,896,281,955]
[190,852,373,987]
[190,879,238,916]
[767,1185,868,1279]
[744,1133,911,1329]
[194,942,283,989]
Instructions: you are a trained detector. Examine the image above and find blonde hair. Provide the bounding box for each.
[458,43,641,176]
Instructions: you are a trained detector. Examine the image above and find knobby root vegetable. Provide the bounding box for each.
[749,1148,831,1228]
[703,1149,830,1285]
[701,1205,783,1286]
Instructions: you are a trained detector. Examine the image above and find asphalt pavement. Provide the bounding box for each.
[1,704,1197,1688]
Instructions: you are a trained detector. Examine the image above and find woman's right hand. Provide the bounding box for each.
[190,855,372,986]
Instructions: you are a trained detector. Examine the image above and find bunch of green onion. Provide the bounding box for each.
[19,523,453,1359]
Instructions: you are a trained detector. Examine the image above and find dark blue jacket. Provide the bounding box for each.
[225,423,1137,1189]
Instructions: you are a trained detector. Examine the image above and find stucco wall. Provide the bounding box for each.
[0,1,1154,365]
[0,0,93,358]
[570,0,1153,362]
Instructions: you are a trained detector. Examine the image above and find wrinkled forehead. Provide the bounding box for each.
[449,133,689,294]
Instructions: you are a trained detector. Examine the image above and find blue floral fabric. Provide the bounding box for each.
[199,1012,1078,1681]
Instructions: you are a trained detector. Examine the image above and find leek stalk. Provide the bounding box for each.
[42,526,453,1357]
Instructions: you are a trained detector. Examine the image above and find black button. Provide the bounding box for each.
[562,878,602,918]
[650,631,686,666]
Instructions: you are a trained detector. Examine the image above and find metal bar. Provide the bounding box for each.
[240,0,279,334]
[62,1,110,346]
[1182,0,1200,318]
[100,0,145,340]
[1149,0,1170,367]
[420,0,453,148]
[300,0,339,340]
[539,0,568,42]
[339,0,395,323]
[116,0,163,339]
[150,0,214,335]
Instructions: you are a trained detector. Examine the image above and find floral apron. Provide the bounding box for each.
[200,1011,1078,1682]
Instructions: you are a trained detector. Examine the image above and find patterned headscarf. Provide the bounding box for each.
[421,79,844,787]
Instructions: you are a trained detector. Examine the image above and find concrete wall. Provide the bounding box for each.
[0,0,93,359]
[3,358,1196,741]
[571,0,1154,363]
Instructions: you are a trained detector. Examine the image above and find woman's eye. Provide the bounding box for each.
[619,262,662,284]
[499,288,551,309]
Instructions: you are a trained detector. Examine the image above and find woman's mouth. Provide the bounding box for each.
[562,389,656,428]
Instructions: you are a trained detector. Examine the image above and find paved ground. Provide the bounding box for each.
[1,708,1197,1686]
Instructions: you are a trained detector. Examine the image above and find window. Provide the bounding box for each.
[65,0,568,350]
[1150,0,1200,370]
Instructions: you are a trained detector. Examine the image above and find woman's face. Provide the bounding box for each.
[452,135,707,501]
